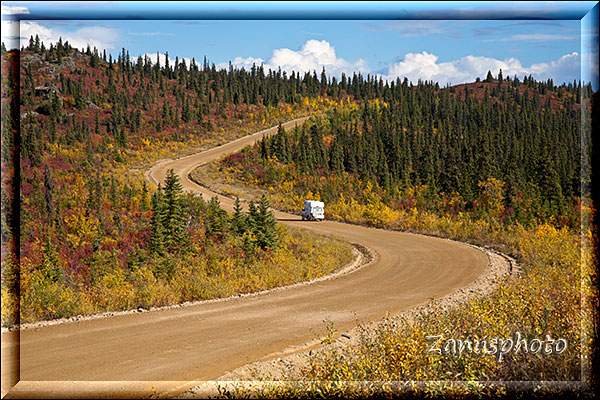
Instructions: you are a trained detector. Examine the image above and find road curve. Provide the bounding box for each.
[2,118,488,397]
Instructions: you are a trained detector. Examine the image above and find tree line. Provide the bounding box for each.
[256,77,583,225]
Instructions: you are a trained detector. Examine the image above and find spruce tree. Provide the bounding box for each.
[247,200,259,233]
[141,181,149,211]
[255,195,277,250]
[162,169,186,250]
[310,124,326,168]
[241,200,260,253]
[535,152,564,215]
[205,196,228,240]
[297,127,314,173]
[231,196,247,235]
[329,138,344,173]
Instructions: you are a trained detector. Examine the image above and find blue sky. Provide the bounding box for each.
[2,2,598,88]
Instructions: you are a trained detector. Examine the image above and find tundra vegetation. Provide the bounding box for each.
[1,38,596,396]
[1,39,351,325]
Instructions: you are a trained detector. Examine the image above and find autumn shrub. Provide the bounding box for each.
[235,222,589,399]
[16,225,352,324]
[5,49,330,327]
[21,269,82,320]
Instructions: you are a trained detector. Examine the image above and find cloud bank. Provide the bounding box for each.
[219,39,371,78]
[382,51,581,86]
[224,40,580,87]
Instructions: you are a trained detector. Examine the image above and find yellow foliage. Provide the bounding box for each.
[327,193,366,225]
[64,211,99,248]
[476,177,505,219]
[304,190,320,201]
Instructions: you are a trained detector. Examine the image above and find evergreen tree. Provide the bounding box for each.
[161,169,186,250]
[255,195,278,250]
[297,126,314,173]
[329,137,344,173]
[310,124,326,168]
[241,200,260,253]
[535,151,564,215]
[140,181,149,211]
[204,196,228,240]
[231,196,247,235]
[247,200,259,233]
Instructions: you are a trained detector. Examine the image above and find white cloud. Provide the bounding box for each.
[58,25,119,51]
[221,39,580,86]
[527,52,581,82]
[0,21,119,51]
[381,51,580,86]
[216,56,265,71]
[223,39,370,78]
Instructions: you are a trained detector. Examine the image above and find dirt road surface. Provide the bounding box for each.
[2,117,488,398]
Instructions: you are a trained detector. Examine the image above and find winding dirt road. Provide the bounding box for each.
[2,117,488,398]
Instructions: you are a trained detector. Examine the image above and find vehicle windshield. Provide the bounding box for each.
[312,207,323,213]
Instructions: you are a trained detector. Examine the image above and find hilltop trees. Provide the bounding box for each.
[13,36,587,190]
[227,75,582,229]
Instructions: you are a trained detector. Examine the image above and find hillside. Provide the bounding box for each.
[1,40,356,324]
[0,38,595,395]
[2,42,590,318]
[196,70,586,234]
[0,39,592,321]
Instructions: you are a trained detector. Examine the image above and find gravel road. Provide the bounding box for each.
[2,118,494,399]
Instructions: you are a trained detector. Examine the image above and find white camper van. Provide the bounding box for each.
[302,200,324,221]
